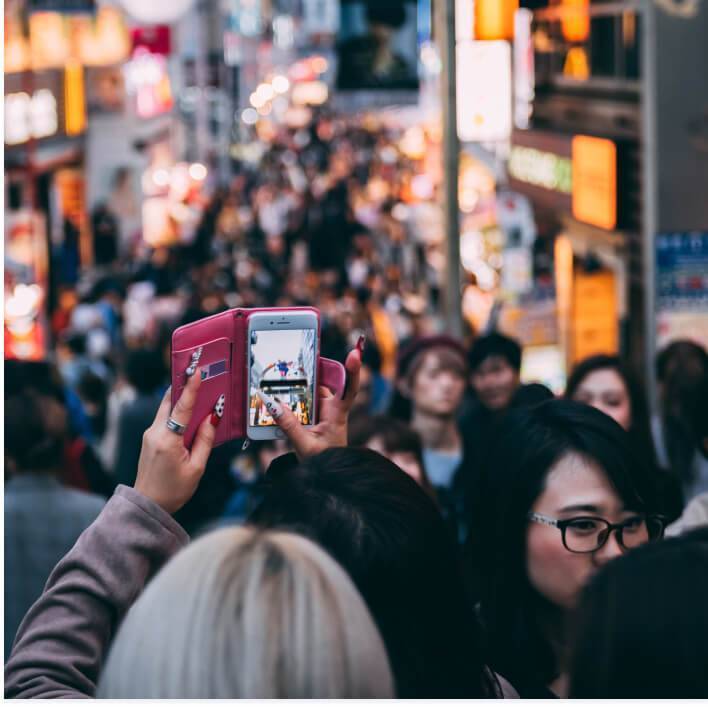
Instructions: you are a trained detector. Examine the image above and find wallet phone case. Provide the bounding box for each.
[171,307,346,448]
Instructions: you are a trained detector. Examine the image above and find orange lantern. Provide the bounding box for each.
[29,12,69,70]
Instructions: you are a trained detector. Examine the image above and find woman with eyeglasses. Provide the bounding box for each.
[467,399,665,698]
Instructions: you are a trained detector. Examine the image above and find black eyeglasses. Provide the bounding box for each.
[528,512,666,554]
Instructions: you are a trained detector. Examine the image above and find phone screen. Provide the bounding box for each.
[249,328,317,427]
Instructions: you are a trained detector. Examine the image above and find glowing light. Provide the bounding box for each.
[257,102,273,116]
[242,107,258,124]
[5,284,42,320]
[250,92,265,109]
[311,56,328,74]
[256,83,275,102]
[189,163,207,181]
[152,169,170,187]
[272,75,290,94]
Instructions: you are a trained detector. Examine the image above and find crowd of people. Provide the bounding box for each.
[5,111,708,698]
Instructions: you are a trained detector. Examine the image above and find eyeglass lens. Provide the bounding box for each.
[563,516,663,553]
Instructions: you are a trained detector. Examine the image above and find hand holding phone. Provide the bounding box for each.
[258,337,364,460]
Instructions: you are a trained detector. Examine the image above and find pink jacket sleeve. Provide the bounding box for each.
[4,485,189,699]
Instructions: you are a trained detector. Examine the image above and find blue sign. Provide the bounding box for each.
[656,231,708,310]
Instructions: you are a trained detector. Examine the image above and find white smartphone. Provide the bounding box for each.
[246,310,319,440]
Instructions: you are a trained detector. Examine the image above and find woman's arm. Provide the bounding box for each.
[5,369,218,699]
[4,487,189,699]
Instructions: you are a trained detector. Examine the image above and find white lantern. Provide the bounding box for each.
[119,0,195,25]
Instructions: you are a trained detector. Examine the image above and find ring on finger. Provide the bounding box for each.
[166,417,187,436]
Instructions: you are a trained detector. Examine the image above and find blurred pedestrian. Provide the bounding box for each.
[392,336,471,540]
[114,348,168,486]
[566,353,683,521]
[653,340,708,504]
[568,527,708,698]
[5,390,105,658]
[469,399,665,697]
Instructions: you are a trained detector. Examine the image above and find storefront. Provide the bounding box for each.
[504,126,633,383]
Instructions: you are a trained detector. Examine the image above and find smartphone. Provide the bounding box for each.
[247,310,319,440]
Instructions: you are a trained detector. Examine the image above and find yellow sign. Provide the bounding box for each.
[572,135,617,230]
[474,0,518,40]
[571,270,619,363]
[64,61,87,136]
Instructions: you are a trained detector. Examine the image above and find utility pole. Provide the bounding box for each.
[434,0,463,337]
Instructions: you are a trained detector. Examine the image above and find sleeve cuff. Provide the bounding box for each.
[113,485,190,545]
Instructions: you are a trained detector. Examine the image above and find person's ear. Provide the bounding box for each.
[397,375,413,400]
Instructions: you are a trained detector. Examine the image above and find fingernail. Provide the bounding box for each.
[356,335,366,355]
[186,347,204,377]
[257,390,283,419]
[211,393,225,427]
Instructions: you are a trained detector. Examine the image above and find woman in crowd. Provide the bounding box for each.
[569,527,708,698]
[469,399,666,697]
[653,340,708,504]
[6,347,394,699]
[566,354,683,520]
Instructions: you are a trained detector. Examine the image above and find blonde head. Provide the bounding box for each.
[98,527,394,698]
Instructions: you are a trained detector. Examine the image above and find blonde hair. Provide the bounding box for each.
[97,527,394,698]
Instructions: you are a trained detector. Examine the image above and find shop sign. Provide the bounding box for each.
[656,231,708,310]
[4,89,58,145]
[456,40,512,143]
[124,50,173,119]
[29,12,70,69]
[508,145,572,193]
[571,135,617,230]
[131,25,171,56]
[571,270,619,363]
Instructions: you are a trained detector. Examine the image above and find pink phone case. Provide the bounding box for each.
[171,307,346,449]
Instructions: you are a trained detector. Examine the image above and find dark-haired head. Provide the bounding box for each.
[125,348,167,396]
[471,399,663,696]
[348,415,434,497]
[569,527,708,698]
[249,447,492,698]
[467,332,522,412]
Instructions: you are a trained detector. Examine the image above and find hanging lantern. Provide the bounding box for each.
[119,0,195,25]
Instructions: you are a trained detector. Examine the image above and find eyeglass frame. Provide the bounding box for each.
[527,511,667,554]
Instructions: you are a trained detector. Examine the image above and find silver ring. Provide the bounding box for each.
[166,417,187,436]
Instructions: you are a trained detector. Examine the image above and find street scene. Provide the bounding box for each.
[5,0,708,699]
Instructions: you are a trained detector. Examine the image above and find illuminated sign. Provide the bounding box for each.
[456,40,512,142]
[513,8,534,129]
[124,50,173,119]
[64,61,87,136]
[4,90,59,145]
[508,146,572,194]
[572,135,617,230]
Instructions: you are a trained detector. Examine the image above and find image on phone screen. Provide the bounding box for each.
[249,329,317,427]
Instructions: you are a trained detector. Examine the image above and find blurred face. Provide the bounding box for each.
[410,351,466,418]
[526,453,638,610]
[471,355,519,411]
[571,369,632,431]
[367,436,425,486]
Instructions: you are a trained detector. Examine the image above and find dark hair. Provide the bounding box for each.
[4,360,66,404]
[5,392,64,473]
[569,527,708,698]
[125,348,167,395]
[467,332,522,374]
[469,399,661,695]
[655,341,708,487]
[348,415,435,497]
[566,354,659,467]
[249,447,493,698]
